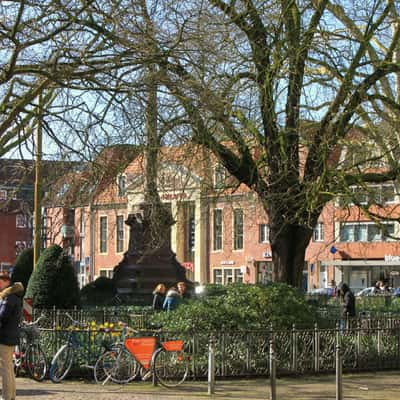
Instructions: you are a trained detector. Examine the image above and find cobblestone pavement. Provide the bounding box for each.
[11,371,400,399]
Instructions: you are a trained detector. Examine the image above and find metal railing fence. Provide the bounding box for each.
[36,323,400,378]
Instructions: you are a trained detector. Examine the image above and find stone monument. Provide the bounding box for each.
[113,204,189,304]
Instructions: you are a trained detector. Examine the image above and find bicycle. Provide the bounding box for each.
[93,323,138,384]
[95,327,190,388]
[13,314,47,382]
[49,313,122,383]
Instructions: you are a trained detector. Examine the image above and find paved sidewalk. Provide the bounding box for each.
[12,371,400,399]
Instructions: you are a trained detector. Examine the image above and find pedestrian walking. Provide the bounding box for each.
[0,275,24,400]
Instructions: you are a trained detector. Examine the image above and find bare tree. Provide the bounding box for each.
[146,0,400,286]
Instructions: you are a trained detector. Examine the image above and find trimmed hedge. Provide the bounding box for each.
[80,277,117,306]
[152,283,317,331]
[25,244,80,309]
[11,247,34,294]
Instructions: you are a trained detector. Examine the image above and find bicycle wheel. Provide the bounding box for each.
[49,344,74,383]
[25,343,47,381]
[14,330,29,376]
[94,347,138,384]
[152,347,189,388]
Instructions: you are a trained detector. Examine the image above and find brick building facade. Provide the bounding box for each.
[44,145,400,292]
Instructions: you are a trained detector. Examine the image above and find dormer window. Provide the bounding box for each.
[214,164,226,188]
[117,174,126,197]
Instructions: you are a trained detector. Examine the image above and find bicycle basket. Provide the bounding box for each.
[21,325,40,341]
[162,340,184,352]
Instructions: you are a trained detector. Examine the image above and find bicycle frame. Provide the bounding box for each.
[124,336,185,370]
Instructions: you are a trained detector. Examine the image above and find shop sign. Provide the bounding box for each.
[263,251,272,258]
[160,192,188,201]
[221,260,235,265]
[182,262,194,272]
[240,265,247,273]
[384,255,400,262]
[390,271,400,276]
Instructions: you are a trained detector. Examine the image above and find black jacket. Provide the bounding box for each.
[342,291,356,317]
[0,293,22,346]
[152,292,165,311]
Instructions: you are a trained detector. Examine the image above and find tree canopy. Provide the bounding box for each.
[2,0,400,286]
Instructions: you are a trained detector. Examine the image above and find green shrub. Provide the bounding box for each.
[80,277,116,306]
[152,283,316,332]
[25,244,80,309]
[11,247,34,293]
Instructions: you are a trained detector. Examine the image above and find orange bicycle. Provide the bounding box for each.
[95,329,190,388]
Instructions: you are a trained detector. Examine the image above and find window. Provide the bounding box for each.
[346,185,396,206]
[99,216,108,253]
[224,268,233,284]
[383,223,396,241]
[214,164,226,188]
[116,215,124,253]
[99,269,113,278]
[213,209,223,251]
[188,211,195,252]
[80,210,85,236]
[16,214,27,228]
[313,223,324,242]
[259,224,270,243]
[117,175,126,197]
[0,190,6,201]
[213,269,222,284]
[340,222,397,242]
[213,267,244,284]
[233,209,243,250]
[382,185,396,203]
[234,268,244,283]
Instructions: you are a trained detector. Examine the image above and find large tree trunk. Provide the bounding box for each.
[270,224,313,286]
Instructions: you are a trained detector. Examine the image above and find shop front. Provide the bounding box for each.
[321,256,400,292]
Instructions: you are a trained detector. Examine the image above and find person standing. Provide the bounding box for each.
[337,282,355,330]
[152,283,166,311]
[0,275,23,400]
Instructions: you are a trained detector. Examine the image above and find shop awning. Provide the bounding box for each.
[320,260,400,267]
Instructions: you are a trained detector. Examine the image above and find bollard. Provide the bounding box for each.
[336,344,342,400]
[208,336,215,395]
[269,339,276,400]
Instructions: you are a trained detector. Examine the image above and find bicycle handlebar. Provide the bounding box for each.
[22,313,45,327]
[65,313,87,328]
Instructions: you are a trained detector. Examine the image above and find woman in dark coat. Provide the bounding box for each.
[152,283,166,311]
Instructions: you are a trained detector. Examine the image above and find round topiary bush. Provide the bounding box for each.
[152,283,316,332]
[25,244,80,309]
[80,277,116,306]
[11,247,34,294]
